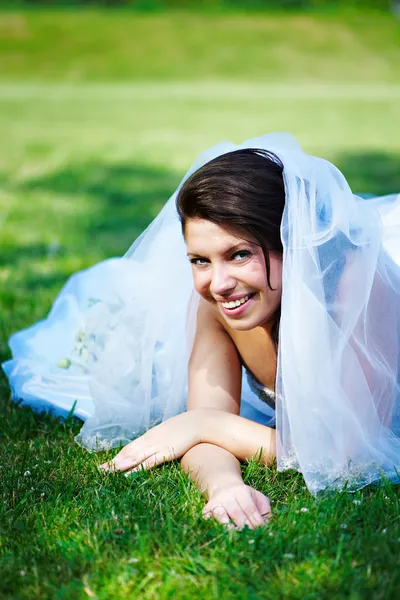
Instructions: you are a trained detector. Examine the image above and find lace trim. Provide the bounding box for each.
[277,448,396,494]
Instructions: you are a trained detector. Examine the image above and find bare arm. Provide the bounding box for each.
[184,300,275,464]
[199,409,276,465]
[186,298,242,414]
[181,443,242,498]
[181,299,272,528]
[181,443,271,529]
[105,298,273,527]
[181,298,242,483]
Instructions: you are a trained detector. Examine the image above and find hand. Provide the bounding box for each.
[99,411,202,474]
[202,483,272,530]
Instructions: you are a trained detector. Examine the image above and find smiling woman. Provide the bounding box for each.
[3,133,400,530]
[186,218,282,323]
[178,149,284,336]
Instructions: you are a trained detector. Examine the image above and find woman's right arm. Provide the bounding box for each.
[181,299,271,529]
[181,443,271,529]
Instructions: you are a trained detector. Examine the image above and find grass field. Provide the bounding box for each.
[1,8,400,599]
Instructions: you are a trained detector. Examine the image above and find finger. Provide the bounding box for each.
[124,450,174,475]
[125,455,159,475]
[100,454,142,473]
[98,460,116,473]
[108,445,154,472]
[224,499,253,530]
[99,450,130,472]
[202,504,231,526]
[237,495,266,529]
[253,491,272,521]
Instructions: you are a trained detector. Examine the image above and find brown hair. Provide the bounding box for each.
[176,148,285,344]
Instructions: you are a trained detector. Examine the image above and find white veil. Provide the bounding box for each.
[75,141,237,449]
[73,133,400,494]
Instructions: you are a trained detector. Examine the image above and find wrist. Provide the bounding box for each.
[207,473,244,499]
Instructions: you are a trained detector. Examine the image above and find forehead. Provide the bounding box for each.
[184,218,254,253]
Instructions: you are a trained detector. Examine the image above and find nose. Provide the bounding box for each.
[210,263,236,297]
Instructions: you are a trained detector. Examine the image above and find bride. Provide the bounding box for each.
[4,133,400,530]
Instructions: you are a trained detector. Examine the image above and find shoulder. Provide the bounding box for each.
[188,297,242,411]
[195,296,231,336]
[190,297,241,366]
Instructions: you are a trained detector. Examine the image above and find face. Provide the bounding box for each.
[185,218,282,331]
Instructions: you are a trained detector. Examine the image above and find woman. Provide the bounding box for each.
[4,133,400,529]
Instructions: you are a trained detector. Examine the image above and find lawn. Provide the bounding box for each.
[1,8,400,599]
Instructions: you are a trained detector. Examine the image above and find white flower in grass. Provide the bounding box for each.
[268,532,274,537]
[19,570,26,577]
[284,553,295,559]
[340,523,348,529]
[353,499,361,505]
[382,528,387,534]
[24,470,31,477]
[128,557,139,564]
[300,507,309,513]
[248,539,255,545]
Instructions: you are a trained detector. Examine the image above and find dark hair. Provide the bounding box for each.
[176,148,286,344]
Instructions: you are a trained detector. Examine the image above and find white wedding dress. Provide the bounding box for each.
[3,133,400,495]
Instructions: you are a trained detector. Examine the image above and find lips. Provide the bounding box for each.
[217,293,256,317]
[220,294,250,309]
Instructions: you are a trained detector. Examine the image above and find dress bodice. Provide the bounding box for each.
[245,370,276,411]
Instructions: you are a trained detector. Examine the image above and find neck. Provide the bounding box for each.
[261,308,280,347]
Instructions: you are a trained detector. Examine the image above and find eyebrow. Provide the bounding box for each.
[187,242,253,259]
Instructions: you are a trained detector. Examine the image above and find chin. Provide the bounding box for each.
[222,314,265,332]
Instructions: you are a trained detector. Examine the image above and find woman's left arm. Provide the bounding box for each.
[100,408,276,473]
[200,409,276,465]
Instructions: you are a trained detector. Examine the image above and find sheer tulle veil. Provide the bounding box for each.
[4,133,400,495]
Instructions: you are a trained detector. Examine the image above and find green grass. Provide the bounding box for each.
[3,405,400,599]
[1,8,400,599]
[1,10,400,82]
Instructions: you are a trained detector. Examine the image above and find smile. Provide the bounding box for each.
[218,293,256,312]
[220,295,250,309]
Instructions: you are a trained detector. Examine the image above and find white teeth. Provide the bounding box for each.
[221,295,249,309]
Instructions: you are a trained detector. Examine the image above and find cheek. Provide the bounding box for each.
[262,258,282,304]
[246,257,269,291]
[191,270,211,297]
[268,257,283,291]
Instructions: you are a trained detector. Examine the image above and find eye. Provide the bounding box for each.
[189,257,209,267]
[231,250,251,261]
